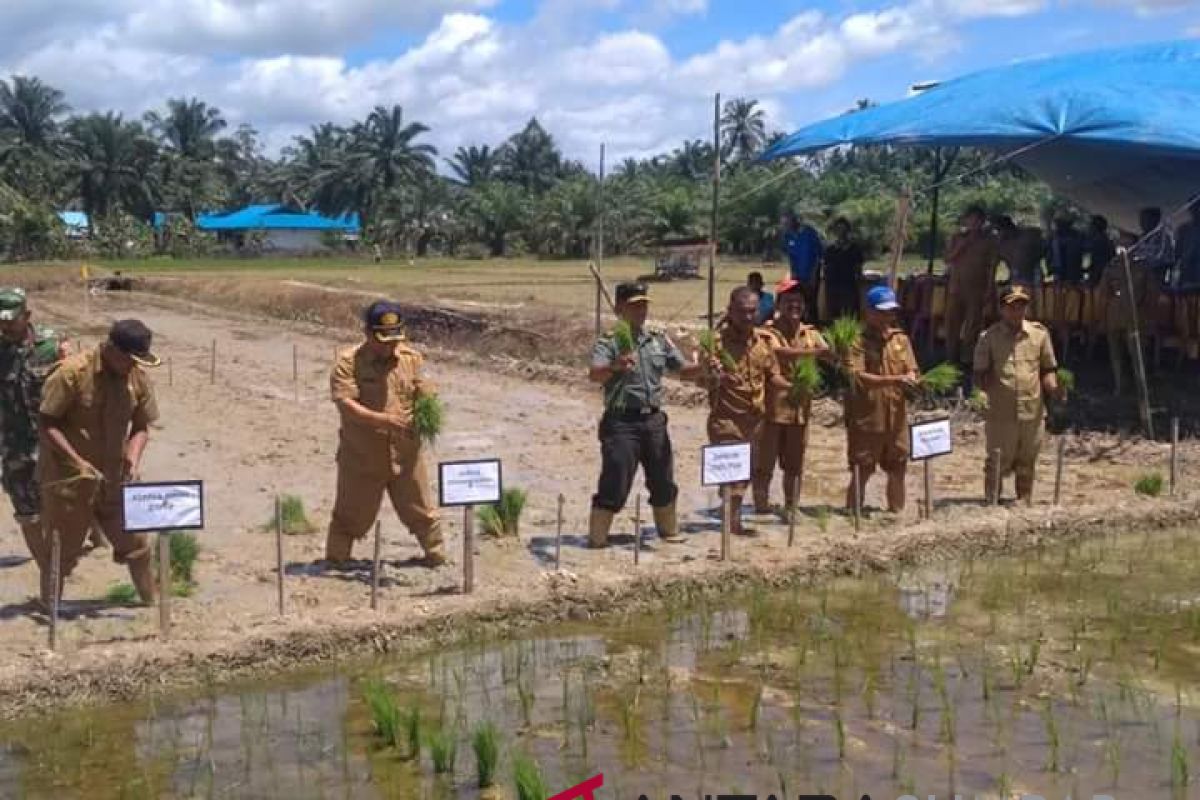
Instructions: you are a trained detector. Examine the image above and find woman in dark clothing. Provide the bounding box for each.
[824,217,865,320]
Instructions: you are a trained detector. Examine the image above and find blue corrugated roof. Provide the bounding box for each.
[196,204,361,233]
[58,211,89,229]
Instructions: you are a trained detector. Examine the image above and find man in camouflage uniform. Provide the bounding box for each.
[973,284,1061,504]
[0,288,73,580]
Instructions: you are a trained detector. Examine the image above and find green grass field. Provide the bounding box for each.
[19,252,930,323]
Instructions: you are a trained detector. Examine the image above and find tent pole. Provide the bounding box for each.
[927,149,941,275]
[708,92,721,329]
[887,189,912,290]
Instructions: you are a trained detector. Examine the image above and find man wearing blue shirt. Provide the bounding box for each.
[781,212,823,319]
[748,271,774,325]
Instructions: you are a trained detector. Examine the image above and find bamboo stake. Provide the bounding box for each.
[292,343,299,402]
[209,339,216,384]
[1171,417,1179,496]
[633,495,641,566]
[1053,436,1066,505]
[48,529,60,651]
[1119,250,1154,439]
[720,491,731,561]
[786,473,798,547]
[167,356,173,387]
[158,533,171,637]
[852,465,862,533]
[707,91,720,329]
[555,493,564,571]
[991,448,1002,505]
[462,506,475,594]
[923,459,933,520]
[886,190,913,291]
[275,496,285,616]
[370,520,382,610]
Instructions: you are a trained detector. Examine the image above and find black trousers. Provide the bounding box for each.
[592,410,677,512]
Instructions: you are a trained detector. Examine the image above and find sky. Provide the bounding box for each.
[0,0,1195,164]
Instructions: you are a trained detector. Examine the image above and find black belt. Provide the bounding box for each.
[608,405,661,418]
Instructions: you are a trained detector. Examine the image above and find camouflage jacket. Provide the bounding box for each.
[0,325,68,463]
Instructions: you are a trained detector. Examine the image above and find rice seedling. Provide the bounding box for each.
[405,706,422,761]
[823,315,862,361]
[516,678,534,729]
[833,710,846,760]
[271,494,315,535]
[472,721,501,788]
[1172,725,1190,789]
[512,751,548,800]
[1042,698,1060,772]
[1135,472,1164,497]
[815,506,830,533]
[749,683,764,731]
[1105,733,1122,787]
[412,392,445,445]
[788,357,824,403]
[920,362,963,395]
[428,727,458,774]
[104,582,139,604]
[611,319,635,353]
[1056,367,1077,395]
[967,388,988,413]
[362,679,403,748]
[862,673,877,720]
[1026,636,1042,675]
[698,328,737,371]
[477,488,527,537]
[995,771,1013,799]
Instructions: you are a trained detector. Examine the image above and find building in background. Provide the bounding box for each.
[196,204,361,253]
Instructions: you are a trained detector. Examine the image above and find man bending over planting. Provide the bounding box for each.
[588,282,703,548]
[325,301,445,567]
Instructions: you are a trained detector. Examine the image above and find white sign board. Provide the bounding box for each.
[910,417,953,461]
[701,442,753,486]
[122,481,205,533]
[439,459,503,507]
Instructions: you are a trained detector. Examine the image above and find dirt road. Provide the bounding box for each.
[0,286,1192,716]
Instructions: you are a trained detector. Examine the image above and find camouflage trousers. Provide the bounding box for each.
[1,451,40,519]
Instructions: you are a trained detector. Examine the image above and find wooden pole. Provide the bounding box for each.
[887,190,912,291]
[926,151,942,275]
[292,343,299,402]
[852,465,862,533]
[1119,250,1154,439]
[275,496,285,616]
[158,533,171,637]
[1053,436,1066,505]
[707,92,721,330]
[167,356,173,387]
[720,490,731,561]
[991,448,1002,505]
[597,143,605,268]
[48,529,60,651]
[633,494,641,566]
[923,459,933,520]
[370,520,382,610]
[594,279,602,338]
[555,493,564,571]
[462,506,475,594]
[1171,417,1179,496]
[209,339,216,385]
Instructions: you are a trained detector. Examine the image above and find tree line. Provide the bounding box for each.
[0,75,1061,262]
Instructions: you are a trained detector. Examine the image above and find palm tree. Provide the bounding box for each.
[719,97,767,162]
[447,145,497,187]
[0,76,70,200]
[145,98,228,217]
[499,119,562,193]
[271,123,347,207]
[669,140,713,181]
[64,112,160,229]
[465,181,529,256]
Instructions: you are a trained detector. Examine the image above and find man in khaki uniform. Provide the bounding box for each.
[845,286,919,513]
[697,286,780,536]
[39,320,161,605]
[973,285,1061,504]
[752,281,829,515]
[944,205,999,367]
[326,301,445,567]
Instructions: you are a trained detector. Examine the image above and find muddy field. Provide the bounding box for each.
[0,282,1194,718]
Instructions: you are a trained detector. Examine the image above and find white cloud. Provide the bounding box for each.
[936,0,1046,17]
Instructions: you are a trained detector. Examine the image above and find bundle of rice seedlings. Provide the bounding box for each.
[428,727,458,774]
[478,488,528,537]
[267,494,315,535]
[1135,472,1164,497]
[512,752,548,800]
[362,679,403,747]
[823,315,863,361]
[1056,367,1076,395]
[104,582,139,605]
[788,357,824,403]
[921,362,963,395]
[170,533,199,586]
[405,706,422,761]
[611,319,635,353]
[472,721,500,788]
[967,388,989,413]
[698,329,736,371]
[412,392,445,446]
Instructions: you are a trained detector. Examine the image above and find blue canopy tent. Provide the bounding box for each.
[760,40,1200,234]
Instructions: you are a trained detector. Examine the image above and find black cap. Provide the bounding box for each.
[365,300,406,343]
[108,319,160,367]
[614,282,648,305]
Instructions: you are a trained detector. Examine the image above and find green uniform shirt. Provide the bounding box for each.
[0,324,66,465]
[592,327,685,411]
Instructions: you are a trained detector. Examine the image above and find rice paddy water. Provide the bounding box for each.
[3,527,1200,799]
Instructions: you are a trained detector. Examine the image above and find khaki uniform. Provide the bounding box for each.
[751,322,827,510]
[707,326,778,499]
[974,320,1056,500]
[38,346,159,601]
[845,327,918,474]
[944,231,999,365]
[326,342,443,562]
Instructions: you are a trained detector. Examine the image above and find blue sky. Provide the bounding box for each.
[0,0,1194,159]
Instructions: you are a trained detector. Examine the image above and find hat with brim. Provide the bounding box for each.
[0,288,27,322]
[615,281,649,305]
[866,285,900,311]
[775,277,802,296]
[373,328,406,343]
[366,301,407,343]
[1003,285,1032,305]
[109,319,161,367]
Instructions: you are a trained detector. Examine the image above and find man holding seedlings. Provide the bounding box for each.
[752,282,829,516]
[588,282,702,548]
[973,284,1061,504]
[698,286,781,535]
[845,286,920,514]
[326,301,445,567]
[39,320,161,604]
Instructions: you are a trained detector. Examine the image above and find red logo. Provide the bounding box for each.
[548,773,604,800]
